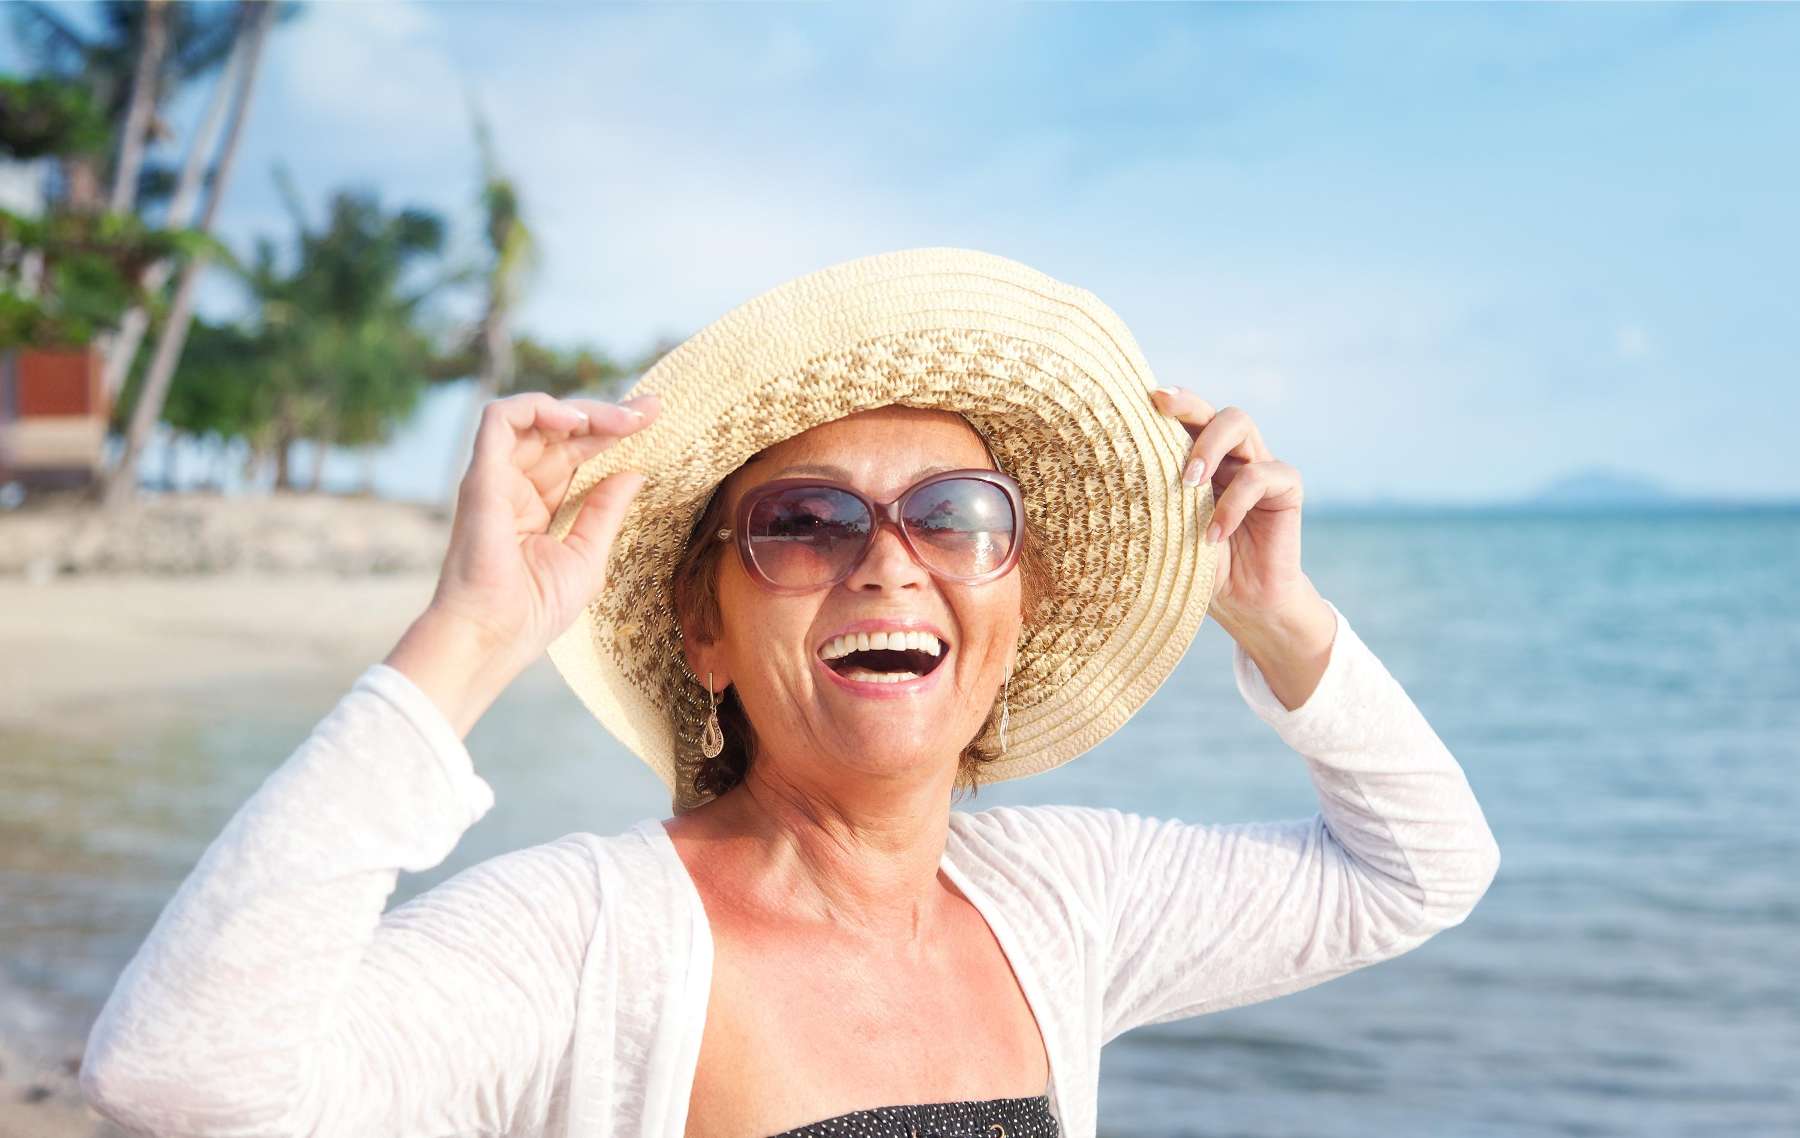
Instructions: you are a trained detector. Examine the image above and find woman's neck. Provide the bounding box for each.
[708,759,960,947]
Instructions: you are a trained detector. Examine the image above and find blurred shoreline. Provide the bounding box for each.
[0,490,453,581]
[0,493,450,1132]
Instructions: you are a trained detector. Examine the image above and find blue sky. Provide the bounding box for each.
[6,2,1797,504]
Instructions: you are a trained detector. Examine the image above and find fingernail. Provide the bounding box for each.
[566,404,590,421]
[1182,459,1206,486]
[1206,522,1222,544]
[1155,386,1179,399]
[621,404,646,420]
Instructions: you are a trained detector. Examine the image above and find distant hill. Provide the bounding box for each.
[1525,468,1677,506]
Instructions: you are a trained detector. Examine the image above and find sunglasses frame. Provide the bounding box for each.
[717,468,1026,595]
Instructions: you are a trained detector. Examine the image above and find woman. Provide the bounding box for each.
[80,249,1500,1138]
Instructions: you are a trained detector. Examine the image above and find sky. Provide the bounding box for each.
[5,2,1797,505]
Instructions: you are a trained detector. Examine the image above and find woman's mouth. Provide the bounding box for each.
[817,629,949,685]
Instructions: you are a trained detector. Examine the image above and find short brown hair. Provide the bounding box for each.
[670,449,1055,808]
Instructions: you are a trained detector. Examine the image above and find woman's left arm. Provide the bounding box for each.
[1089,595,1502,1042]
[1088,389,1502,1040]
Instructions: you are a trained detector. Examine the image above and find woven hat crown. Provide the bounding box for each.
[545,247,1220,813]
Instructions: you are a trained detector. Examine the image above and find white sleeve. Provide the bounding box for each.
[79,663,600,1138]
[1090,598,1502,1044]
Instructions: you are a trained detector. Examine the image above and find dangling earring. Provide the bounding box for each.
[998,668,1012,757]
[700,671,725,759]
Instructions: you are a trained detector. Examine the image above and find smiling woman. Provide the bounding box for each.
[669,408,1058,807]
[78,247,1500,1138]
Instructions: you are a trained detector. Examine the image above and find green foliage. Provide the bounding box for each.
[0,205,230,348]
[515,335,633,397]
[163,187,452,465]
[8,1,243,124]
[0,74,110,158]
[154,318,264,441]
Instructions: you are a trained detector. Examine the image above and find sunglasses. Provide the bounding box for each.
[716,469,1024,594]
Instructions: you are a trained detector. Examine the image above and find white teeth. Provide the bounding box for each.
[841,669,922,684]
[817,630,946,661]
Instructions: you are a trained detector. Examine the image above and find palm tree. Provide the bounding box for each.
[443,97,539,500]
[101,0,276,512]
[8,0,239,213]
[98,12,253,403]
[167,179,453,492]
[107,0,168,214]
[432,101,673,503]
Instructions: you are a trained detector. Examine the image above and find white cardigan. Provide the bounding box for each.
[79,598,1501,1138]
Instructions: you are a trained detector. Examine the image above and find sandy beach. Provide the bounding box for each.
[0,489,455,723]
[0,570,445,727]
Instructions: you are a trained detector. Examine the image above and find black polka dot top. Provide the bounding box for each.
[765,1093,1059,1137]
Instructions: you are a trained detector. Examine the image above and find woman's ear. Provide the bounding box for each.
[679,618,731,692]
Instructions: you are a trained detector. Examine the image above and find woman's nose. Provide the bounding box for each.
[843,521,928,591]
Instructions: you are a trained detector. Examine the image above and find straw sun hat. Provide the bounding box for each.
[544,246,1221,813]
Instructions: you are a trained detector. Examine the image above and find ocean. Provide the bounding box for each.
[4,506,1795,1136]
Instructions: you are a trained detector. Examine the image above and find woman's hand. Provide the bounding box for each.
[386,391,661,737]
[1151,386,1308,616]
[1151,386,1335,709]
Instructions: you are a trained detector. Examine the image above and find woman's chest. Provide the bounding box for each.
[681,907,1051,1138]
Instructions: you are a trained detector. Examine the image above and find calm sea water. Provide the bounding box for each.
[4,507,1796,1136]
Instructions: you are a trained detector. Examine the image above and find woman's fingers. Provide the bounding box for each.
[1207,458,1301,543]
[1152,385,1216,429]
[1151,386,1271,486]
[466,391,659,504]
[482,391,589,448]
[556,395,660,438]
[519,394,662,506]
[1182,406,1267,488]
[477,391,656,465]
[465,394,577,496]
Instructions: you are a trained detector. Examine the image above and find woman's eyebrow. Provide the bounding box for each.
[772,462,961,480]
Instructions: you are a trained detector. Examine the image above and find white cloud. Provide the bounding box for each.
[269,0,467,160]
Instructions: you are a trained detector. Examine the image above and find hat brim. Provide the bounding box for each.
[545,247,1220,813]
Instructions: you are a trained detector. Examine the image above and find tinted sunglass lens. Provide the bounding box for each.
[745,486,871,588]
[901,478,1017,578]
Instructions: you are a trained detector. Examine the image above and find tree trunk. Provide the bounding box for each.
[101,13,247,403]
[60,156,103,213]
[162,426,179,490]
[307,412,335,492]
[101,1,275,513]
[272,413,297,491]
[242,441,265,489]
[108,0,170,215]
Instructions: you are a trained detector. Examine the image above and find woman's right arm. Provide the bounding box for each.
[80,654,595,1136]
[80,391,662,1137]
